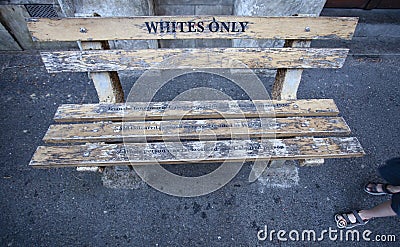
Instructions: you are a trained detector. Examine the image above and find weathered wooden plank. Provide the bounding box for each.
[26,16,358,41]
[29,137,365,168]
[40,48,349,72]
[44,117,351,143]
[53,99,339,122]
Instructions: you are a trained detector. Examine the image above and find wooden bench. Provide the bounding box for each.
[26,16,364,171]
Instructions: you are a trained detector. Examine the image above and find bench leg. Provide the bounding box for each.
[272,39,324,167]
[76,166,102,172]
[254,160,299,190]
[77,40,126,173]
[101,165,145,189]
[299,158,325,167]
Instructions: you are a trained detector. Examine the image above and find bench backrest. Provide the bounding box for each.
[27,16,357,70]
[27,16,358,100]
[28,16,357,41]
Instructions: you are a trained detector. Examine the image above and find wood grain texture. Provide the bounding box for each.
[29,137,365,168]
[43,117,351,143]
[40,48,349,72]
[53,99,339,122]
[26,16,358,41]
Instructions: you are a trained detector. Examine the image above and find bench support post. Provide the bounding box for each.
[76,40,124,173]
[272,39,311,100]
[271,39,325,168]
[78,41,124,103]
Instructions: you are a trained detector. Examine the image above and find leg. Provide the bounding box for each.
[379,157,400,186]
[359,200,397,220]
[336,194,400,228]
[335,200,396,229]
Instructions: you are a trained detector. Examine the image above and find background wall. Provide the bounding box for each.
[0,1,74,50]
[0,0,398,51]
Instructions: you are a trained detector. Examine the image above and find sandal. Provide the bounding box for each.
[334,210,369,229]
[364,182,394,195]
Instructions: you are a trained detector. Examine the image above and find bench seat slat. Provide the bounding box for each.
[41,48,349,73]
[30,137,365,168]
[27,16,358,41]
[54,99,339,122]
[44,117,351,143]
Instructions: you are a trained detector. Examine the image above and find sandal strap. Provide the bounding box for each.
[352,210,364,224]
[336,211,369,229]
[366,182,390,194]
[366,182,379,193]
[382,184,392,194]
[342,213,351,225]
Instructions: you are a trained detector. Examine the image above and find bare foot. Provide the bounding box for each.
[387,185,400,193]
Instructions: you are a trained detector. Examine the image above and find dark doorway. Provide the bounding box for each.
[325,0,400,9]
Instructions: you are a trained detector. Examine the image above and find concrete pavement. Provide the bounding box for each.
[0,8,399,246]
